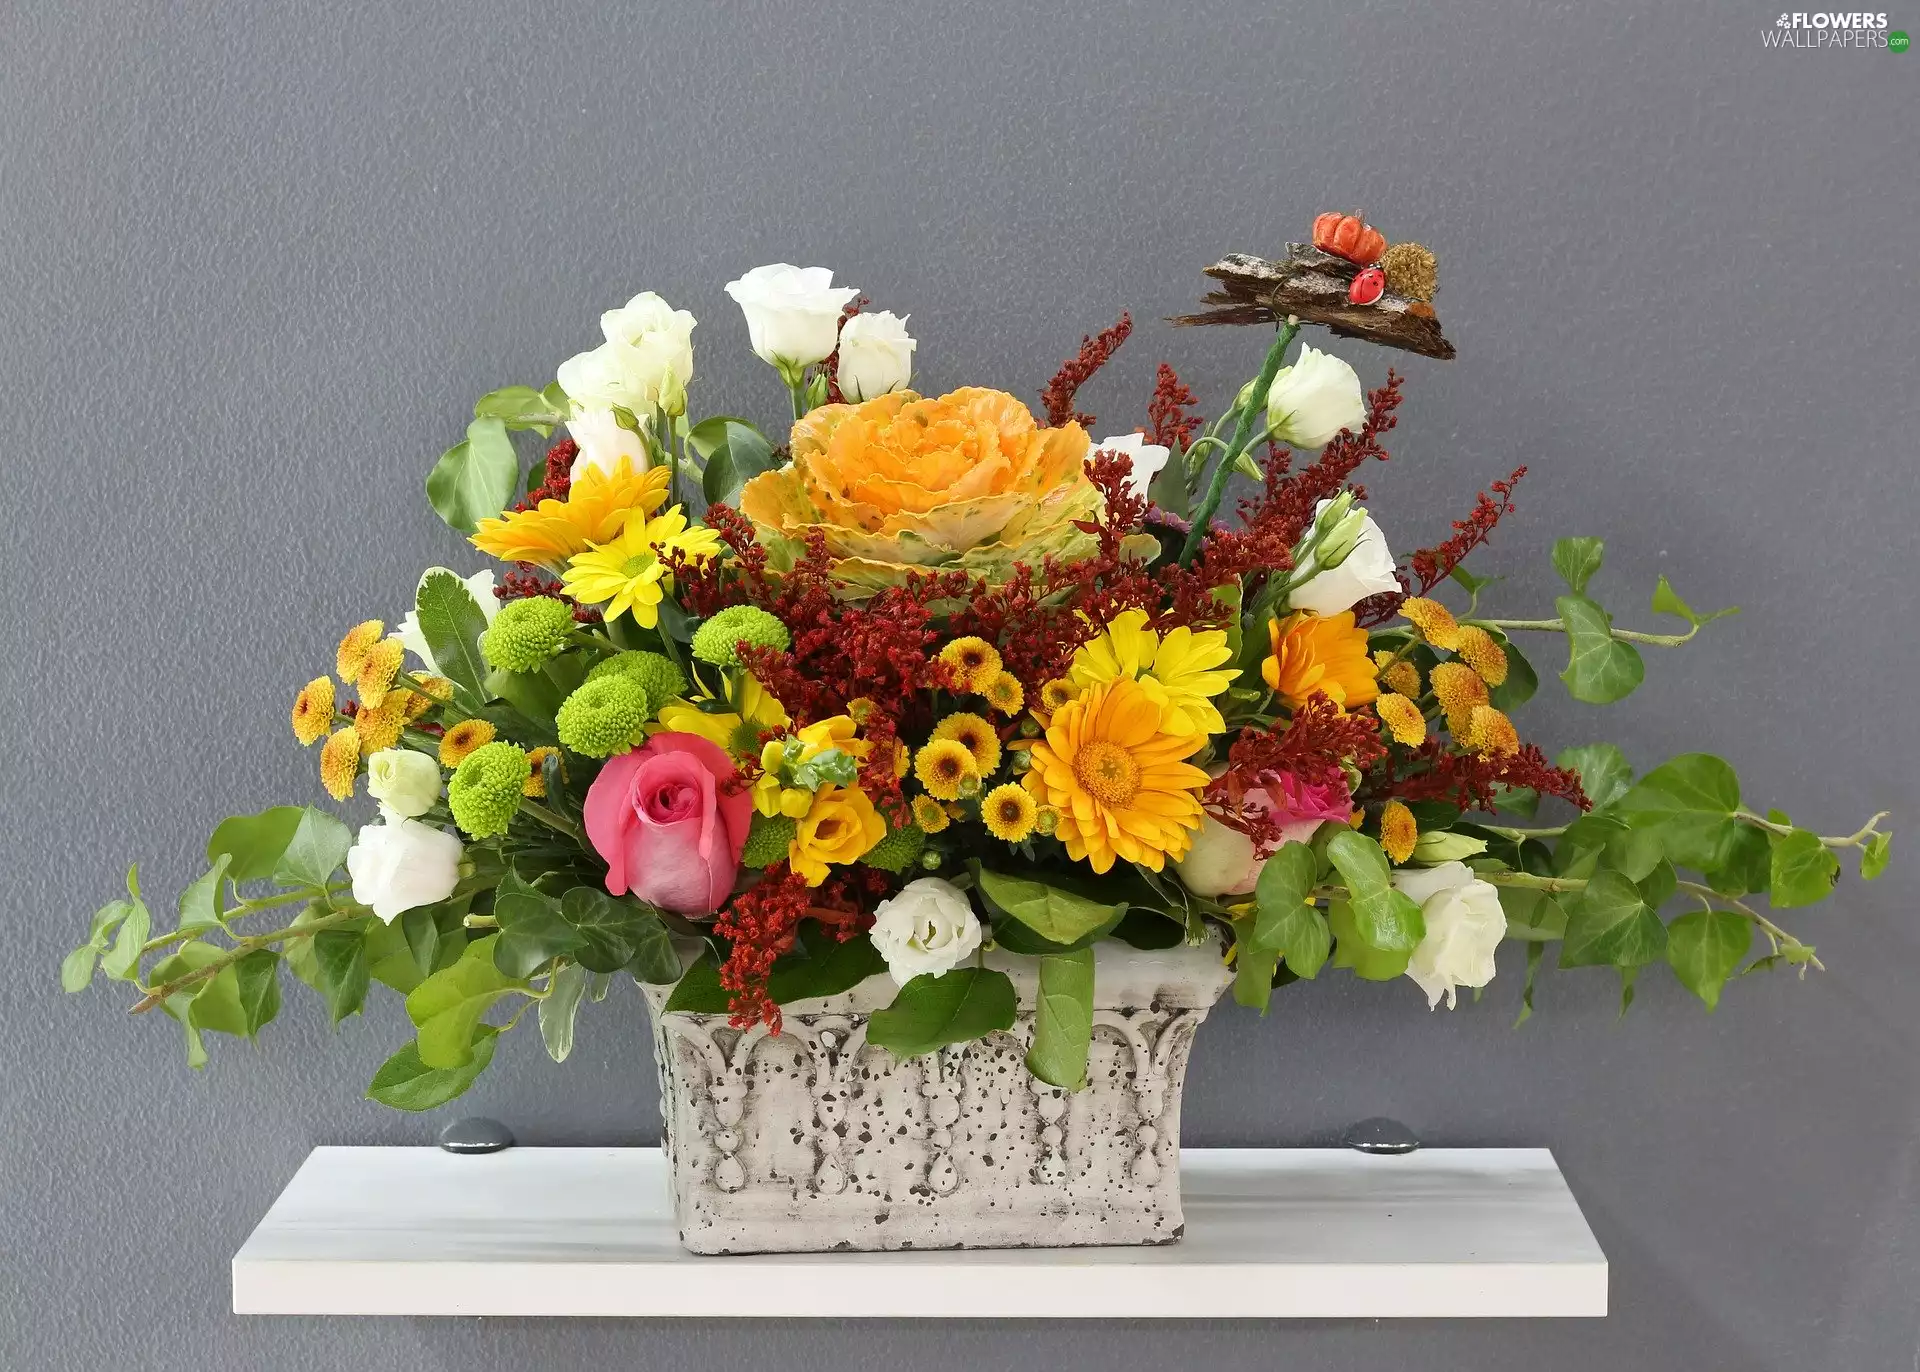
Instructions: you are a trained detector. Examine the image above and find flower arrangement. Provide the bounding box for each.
[65,216,1893,1111]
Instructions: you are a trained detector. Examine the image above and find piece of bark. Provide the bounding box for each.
[1171,246,1456,360]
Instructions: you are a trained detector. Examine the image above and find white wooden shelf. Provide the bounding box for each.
[232,1146,1606,1318]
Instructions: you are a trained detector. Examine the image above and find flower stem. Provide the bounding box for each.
[128,905,368,1013]
[1178,319,1299,567]
[520,800,583,842]
[1477,617,1702,648]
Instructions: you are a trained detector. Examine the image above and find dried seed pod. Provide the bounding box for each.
[1380,241,1439,302]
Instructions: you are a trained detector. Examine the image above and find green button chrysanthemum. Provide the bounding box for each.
[480,596,576,673]
[860,820,927,874]
[587,650,688,708]
[740,813,797,869]
[555,676,651,759]
[690,605,790,667]
[447,741,532,838]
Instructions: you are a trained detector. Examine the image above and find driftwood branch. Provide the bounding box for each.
[1172,246,1456,361]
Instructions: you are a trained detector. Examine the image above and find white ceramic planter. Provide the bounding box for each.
[642,940,1234,1255]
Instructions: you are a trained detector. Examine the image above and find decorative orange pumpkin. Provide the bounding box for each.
[1312,211,1386,266]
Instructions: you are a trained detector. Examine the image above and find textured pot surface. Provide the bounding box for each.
[642,939,1233,1255]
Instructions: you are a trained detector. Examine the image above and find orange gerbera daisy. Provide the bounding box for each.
[469,459,670,571]
[1263,611,1380,711]
[1020,677,1209,874]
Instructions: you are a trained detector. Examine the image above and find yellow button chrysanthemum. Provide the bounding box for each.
[438,718,497,769]
[1070,609,1235,737]
[938,637,1003,692]
[561,506,722,629]
[319,727,361,801]
[1453,626,1510,687]
[930,712,1001,778]
[1400,597,1463,651]
[1429,662,1489,739]
[982,783,1038,843]
[1380,799,1418,863]
[911,794,952,834]
[914,739,978,802]
[291,677,334,746]
[336,620,385,684]
[1375,692,1427,747]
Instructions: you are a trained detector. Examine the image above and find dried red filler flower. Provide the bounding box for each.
[1146,362,1203,453]
[1040,313,1132,429]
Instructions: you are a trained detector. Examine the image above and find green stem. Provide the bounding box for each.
[137,882,352,956]
[1178,320,1299,566]
[1482,872,1591,894]
[1478,618,1701,648]
[130,905,366,1012]
[1735,808,1888,849]
[520,800,583,841]
[1674,880,1824,971]
[1476,824,1571,842]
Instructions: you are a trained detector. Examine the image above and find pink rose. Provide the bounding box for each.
[583,732,753,915]
[1175,769,1354,899]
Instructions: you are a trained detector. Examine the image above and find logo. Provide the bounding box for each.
[1763,11,1902,45]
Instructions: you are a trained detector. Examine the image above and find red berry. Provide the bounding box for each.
[1348,268,1386,306]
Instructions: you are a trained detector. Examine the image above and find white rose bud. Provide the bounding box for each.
[345,819,464,924]
[398,568,497,673]
[566,405,652,479]
[1288,499,1401,616]
[1094,432,1173,501]
[869,877,982,986]
[1392,861,1507,1009]
[723,264,860,381]
[834,310,916,402]
[365,748,443,820]
[1265,344,1366,449]
[1174,811,1261,898]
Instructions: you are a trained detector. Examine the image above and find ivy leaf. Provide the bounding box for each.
[175,854,232,935]
[1327,900,1412,980]
[1768,828,1840,908]
[1231,919,1283,1014]
[493,873,585,978]
[232,948,284,1036]
[1555,743,1634,812]
[1861,832,1892,881]
[767,928,884,1002]
[1514,941,1545,1026]
[868,968,1018,1058]
[1551,537,1605,594]
[1615,753,1743,870]
[1488,634,1537,712]
[557,886,677,979]
[1560,868,1668,969]
[367,1026,501,1111]
[1324,830,1423,952]
[99,877,152,984]
[415,569,493,703]
[1666,909,1751,1011]
[1556,594,1645,704]
[405,935,526,1070]
[1026,948,1094,1090]
[1251,842,1319,938]
[426,416,519,535]
[313,928,370,1024]
[1650,575,1738,629]
[473,384,566,433]
[1702,823,1771,897]
[272,807,351,889]
[975,868,1124,947]
[661,950,728,1012]
[539,963,589,1064]
[62,897,134,992]
[206,806,305,884]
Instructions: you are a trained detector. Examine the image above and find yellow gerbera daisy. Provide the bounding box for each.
[654,674,789,758]
[1021,676,1210,874]
[911,794,952,834]
[914,739,978,802]
[470,459,670,571]
[561,506,722,629]
[291,677,334,746]
[1068,609,1235,736]
[336,620,384,683]
[938,637,1003,692]
[930,712,1001,777]
[983,672,1025,715]
[319,728,360,801]
[438,718,497,769]
[982,783,1038,842]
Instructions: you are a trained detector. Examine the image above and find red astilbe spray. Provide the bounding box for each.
[819,295,869,405]
[511,438,578,510]
[1370,739,1590,815]
[1040,313,1132,429]
[1354,466,1528,627]
[714,865,872,1032]
[1206,693,1388,848]
[1147,362,1203,453]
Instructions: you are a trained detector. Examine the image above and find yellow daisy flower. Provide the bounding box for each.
[319,728,360,801]
[403,676,453,721]
[1021,676,1210,874]
[1468,704,1521,756]
[470,459,670,572]
[1069,608,1234,736]
[914,739,978,802]
[1375,692,1427,747]
[357,638,405,710]
[524,746,562,797]
[930,712,1001,777]
[1380,799,1418,863]
[1454,626,1510,687]
[1400,597,1463,651]
[938,637,1003,692]
[983,671,1025,716]
[654,674,790,759]
[1373,651,1422,700]
[561,506,722,629]
[982,784,1038,842]
[291,677,334,746]
[353,698,407,753]
[911,794,952,834]
[438,718,497,769]
[336,620,384,683]
[1430,662,1489,738]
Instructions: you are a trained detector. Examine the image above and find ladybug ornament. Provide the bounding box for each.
[1348,267,1386,306]
[1312,211,1386,266]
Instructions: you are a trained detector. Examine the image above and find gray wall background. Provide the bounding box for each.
[3,1,1915,1368]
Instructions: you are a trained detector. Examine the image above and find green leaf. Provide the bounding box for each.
[426,416,519,535]
[539,963,589,1063]
[1147,451,1191,520]
[311,928,370,1024]
[1231,920,1282,1014]
[1556,594,1645,704]
[661,951,728,1012]
[1768,828,1840,908]
[415,569,493,702]
[790,747,859,790]
[557,886,678,980]
[273,807,352,889]
[1861,832,1892,881]
[1555,743,1634,812]
[868,968,1018,1058]
[1650,575,1738,628]
[1450,563,1497,596]
[767,929,885,1003]
[1324,830,1424,952]
[63,897,134,991]
[399,902,447,979]
[405,935,526,1070]
[175,854,232,934]
[1551,537,1605,594]
[1666,909,1751,1011]
[60,945,101,993]
[1487,635,1537,712]
[1264,903,1331,980]
[1251,842,1318,935]
[1615,753,1743,870]
[691,417,777,508]
[100,894,151,983]
[232,948,284,1036]
[206,806,305,884]
[975,869,1124,947]
[1026,948,1094,1090]
[493,874,585,978]
[1703,823,1771,897]
[1500,887,1566,942]
[1515,940,1545,1026]
[367,1026,501,1111]
[1560,868,1668,969]
[473,384,566,433]
[1327,900,1412,980]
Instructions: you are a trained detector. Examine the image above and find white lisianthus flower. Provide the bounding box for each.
[723,264,860,379]
[566,405,652,479]
[869,877,982,986]
[1265,344,1366,449]
[557,339,685,420]
[594,290,696,416]
[835,310,916,402]
[365,748,443,820]
[345,819,464,924]
[1094,432,1172,501]
[1392,861,1507,1009]
[398,568,497,673]
[1287,498,1400,615]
